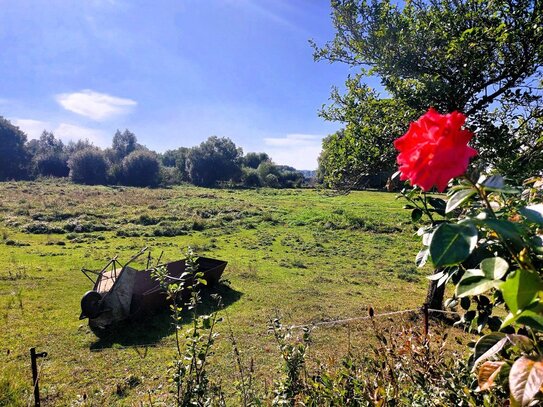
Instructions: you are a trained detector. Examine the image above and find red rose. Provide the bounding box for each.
[394,108,477,192]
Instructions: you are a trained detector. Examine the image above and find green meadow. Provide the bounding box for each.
[0,180,450,405]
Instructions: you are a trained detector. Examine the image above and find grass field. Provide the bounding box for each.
[0,179,456,405]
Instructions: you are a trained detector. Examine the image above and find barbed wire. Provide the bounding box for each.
[86,307,462,351]
[289,308,420,330]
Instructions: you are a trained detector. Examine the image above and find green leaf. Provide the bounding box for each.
[501,269,543,314]
[428,197,446,216]
[446,188,476,213]
[411,208,423,222]
[429,222,478,267]
[509,357,543,407]
[480,219,524,248]
[480,257,509,280]
[427,269,444,280]
[480,175,505,189]
[471,333,506,370]
[416,248,429,268]
[456,275,499,298]
[520,204,543,226]
[502,302,543,331]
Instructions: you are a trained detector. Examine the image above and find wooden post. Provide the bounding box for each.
[30,347,47,407]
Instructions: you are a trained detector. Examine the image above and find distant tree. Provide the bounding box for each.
[241,167,262,187]
[121,150,161,187]
[111,129,138,162]
[243,152,270,169]
[186,136,243,187]
[264,173,280,188]
[29,131,69,177]
[65,139,94,156]
[256,161,305,188]
[161,147,190,181]
[68,148,108,185]
[275,165,305,188]
[0,116,29,180]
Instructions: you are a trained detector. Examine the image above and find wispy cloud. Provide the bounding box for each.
[56,89,137,121]
[264,133,323,170]
[13,118,107,146]
[55,123,107,145]
[12,119,51,139]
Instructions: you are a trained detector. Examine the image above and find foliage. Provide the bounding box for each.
[0,115,29,181]
[318,85,417,189]
[67,147,108,185]
[121,150,161,187]
[162,147,190,182]
[243,152,269,169]
[110,129,138,162]
[151,248,224,406]
[240,167,262,188]
[314,0,543,186]
[186,136,243,187]
[28,131,69,178]
[257,161,304,188]
[403,164,543,404]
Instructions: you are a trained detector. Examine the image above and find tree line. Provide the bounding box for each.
[0,116,306,188]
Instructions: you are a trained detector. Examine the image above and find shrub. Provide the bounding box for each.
[34,153,69,178]
[241,167,261,187]
[264,173,280,188]
[68,148,108,185]
[121,150,160,187]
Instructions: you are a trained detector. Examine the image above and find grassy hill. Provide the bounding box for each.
[0,179,446,405]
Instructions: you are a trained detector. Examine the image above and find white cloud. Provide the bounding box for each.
[13,119,107,145]
[12,119,51,139]
[264,133,323,170]
[56,89,136,121]
[55,123,107,146]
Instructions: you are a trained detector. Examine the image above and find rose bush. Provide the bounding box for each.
[394,108,477,192]
[397,109,543,405]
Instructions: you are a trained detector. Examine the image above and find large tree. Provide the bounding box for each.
[315,0,543,186]
[0,116,29,180]
[186,136,243,187]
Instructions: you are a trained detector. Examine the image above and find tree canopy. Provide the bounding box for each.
[0,116,29,180]
[315,0,543,187]
[186,136,243,187]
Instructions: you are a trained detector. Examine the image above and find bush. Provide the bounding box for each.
[68,148,108,185]
[121,150,160,187]
[34,153,69,178]
[264,173,280,188]
[241,167,261,187]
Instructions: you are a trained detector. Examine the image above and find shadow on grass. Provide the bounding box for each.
[88,283,242,350]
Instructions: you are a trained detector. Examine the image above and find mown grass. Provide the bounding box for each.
[0,179,464,405]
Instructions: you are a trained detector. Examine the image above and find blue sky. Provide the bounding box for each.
[0,0,357,170]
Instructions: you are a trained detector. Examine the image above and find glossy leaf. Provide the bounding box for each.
[509,356,543,407]
[480,257,509,280]
[472,333,507,371]
[429,222,478,267]
[411,208,423,222]
[501,269,543,314]
[520,204,543,226]
[456,276,498,298]
[446,188,476,213]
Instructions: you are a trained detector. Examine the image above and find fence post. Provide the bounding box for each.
[30,347,47,407]
[422,303,429,339]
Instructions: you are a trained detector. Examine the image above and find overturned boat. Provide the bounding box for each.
[79,248,227,331]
